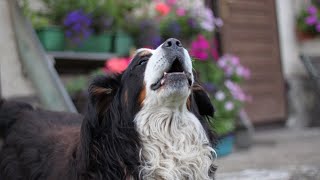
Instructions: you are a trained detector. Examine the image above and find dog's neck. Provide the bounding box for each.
[134,105,215,180]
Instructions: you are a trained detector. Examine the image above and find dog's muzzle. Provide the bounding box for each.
[151,38,192,91]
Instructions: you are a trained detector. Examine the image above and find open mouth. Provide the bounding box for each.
[151,57,192,90]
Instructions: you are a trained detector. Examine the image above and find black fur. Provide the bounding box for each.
[0,52,216,180]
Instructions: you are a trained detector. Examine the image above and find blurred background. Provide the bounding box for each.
[1,0,320,179]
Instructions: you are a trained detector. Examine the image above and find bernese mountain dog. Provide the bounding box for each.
[0,38,217,180]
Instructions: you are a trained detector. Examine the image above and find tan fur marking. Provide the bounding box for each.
[187,97,191,110]
[91,86,112,95]
[139,50,152,57]
[138,85,146,106]
[124,90,128,106]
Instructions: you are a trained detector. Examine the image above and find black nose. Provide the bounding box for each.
[162,38,183,50]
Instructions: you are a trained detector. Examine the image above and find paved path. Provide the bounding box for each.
[216,128,320,179]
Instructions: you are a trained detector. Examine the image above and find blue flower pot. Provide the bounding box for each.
[216,134,234,157]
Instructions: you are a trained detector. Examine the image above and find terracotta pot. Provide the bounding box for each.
[296,29,317,42]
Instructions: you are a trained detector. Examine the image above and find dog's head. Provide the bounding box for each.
[89,38,214,119]
[85,38,216,179]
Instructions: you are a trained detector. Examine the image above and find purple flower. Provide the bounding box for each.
[188,18,197,29]
[203,83,216,92]
[225,80,248,102]
[168,21,181,36]
[317,23,320,32]
[102,17,114,29]
[200,8,215,32]
[151,35,162,48]
[215,18,224,27]
[305,15,318,25]
[308,6,317,15]
[63,10,93,44]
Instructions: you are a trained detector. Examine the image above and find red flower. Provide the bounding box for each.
[155,2,171,16]
[103,57,130,73]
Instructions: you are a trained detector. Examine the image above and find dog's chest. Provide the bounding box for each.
[134,109,215,180]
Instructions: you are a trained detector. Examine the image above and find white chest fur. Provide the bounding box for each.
[134,106,215,180]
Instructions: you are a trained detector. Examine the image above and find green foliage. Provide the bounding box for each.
[66,69,104,95]
[159,13,200,40]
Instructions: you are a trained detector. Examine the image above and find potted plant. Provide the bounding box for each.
[190,34,251,157]
[64,0,115,52]
[21,0,66,51]
[110,0,146,56]
[296,4,320,41]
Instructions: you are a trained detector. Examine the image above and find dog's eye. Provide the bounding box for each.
[138,59,148,65]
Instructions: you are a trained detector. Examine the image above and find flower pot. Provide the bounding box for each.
[36,27,65,51]
[68,33,113,52]
[114,30,134,56]
[216,133,234,157]
[296,29,317,42]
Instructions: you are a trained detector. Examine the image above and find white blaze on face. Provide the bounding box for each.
[134,43,215,179]
[141,44,194,107]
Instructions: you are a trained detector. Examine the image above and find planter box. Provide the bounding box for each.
[36,27,65,51]
[216,133,234,157]
[114,30,134,56]
[67,33,113,52]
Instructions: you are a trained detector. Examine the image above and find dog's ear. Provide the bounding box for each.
[189,74,217,146]
[191,82,215,117]
[88,74,122,117]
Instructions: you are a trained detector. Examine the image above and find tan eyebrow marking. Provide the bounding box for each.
[139,50,152,57]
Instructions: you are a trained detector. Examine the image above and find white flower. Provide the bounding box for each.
[215,91,225,101]
[225,101,234,111]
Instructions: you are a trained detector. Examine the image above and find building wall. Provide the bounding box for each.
[276,0,307,77]
[276,0,319,128]
[0,0,35,98]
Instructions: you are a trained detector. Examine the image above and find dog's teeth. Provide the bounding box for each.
[164,72,167,75]
[161,79,165,85]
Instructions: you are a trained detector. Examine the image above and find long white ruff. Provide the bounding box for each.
[135,105,215,180]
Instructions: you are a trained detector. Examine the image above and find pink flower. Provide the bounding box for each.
[155,3,171,16]
[236,66,245,76]
[225,80,249,102]
[308,6,317,15]
[176,8,186,16]
[166,0,177,5]
[305,15,317,25]
[190,35,210,61]
[104,57,130,73]
[218,60,226,68]
[231,56,239,65]
[243,68,251,79]
[211,38,220,60]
